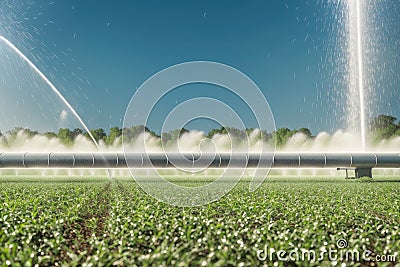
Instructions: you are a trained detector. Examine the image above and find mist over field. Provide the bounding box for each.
[1,128,400,153]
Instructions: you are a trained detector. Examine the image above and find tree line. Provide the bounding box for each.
[0,114,399,147]
[370,114,400,142]
[0,125,309,147]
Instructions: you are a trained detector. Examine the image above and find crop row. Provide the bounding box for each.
[0,177,399,266]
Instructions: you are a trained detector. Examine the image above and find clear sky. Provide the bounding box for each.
[0,0,399,134]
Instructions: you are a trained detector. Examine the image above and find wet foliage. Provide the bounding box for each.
[0,177,399,266]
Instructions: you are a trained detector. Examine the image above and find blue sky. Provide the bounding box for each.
[0,0,399,134]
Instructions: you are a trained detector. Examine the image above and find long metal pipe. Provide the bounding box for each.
[0,152,399,169]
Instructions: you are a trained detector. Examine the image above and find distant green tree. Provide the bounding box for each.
[58,128,74,145]
[226,127,247,141]
[272,128,297,147]
[27,129,38,137]
[298,128,312,138]
[370,114,400,142]
[371,115,397,129]
[246,129,273,142]
[372,125,398,141]
[207,127,247,141]
[207,127,226,139]
[261,130,273,142]
[245,128,254,135]
[107,127,122,145]
[85,128,106,142]
[9,127,38,138]
[44,132,57,139]
[72,128,84,139]
[161,128,188,145]
[122,125,159,143]
[3,127,21,146]
[6,127,38,139]
[6,127,22,135]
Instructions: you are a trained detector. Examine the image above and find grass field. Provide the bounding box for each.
[0,176,399,266]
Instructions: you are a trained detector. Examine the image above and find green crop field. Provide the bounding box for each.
[0,176,399,267]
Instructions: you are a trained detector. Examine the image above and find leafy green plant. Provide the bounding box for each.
[0,176,399,266]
